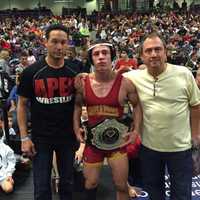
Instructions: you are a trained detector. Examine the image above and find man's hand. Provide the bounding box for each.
[120,129,139,147]
[21,139,37,158]
[192,134,200,147]
[75,127,85,143]
[75,149,84,162]
[75,142,85,162]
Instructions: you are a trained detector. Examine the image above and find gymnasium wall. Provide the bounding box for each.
[0,0,98,15]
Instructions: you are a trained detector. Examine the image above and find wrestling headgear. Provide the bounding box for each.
[88,40,116,65]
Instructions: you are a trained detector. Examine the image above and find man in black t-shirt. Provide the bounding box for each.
[17,24,77,200]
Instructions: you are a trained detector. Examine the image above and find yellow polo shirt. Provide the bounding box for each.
[124,63,200,152]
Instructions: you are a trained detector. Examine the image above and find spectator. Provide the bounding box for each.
[185,51,199,77]
[0,37,11,50]
[0,128,16,193]
[7,72,27,134]
[65,46,83,74]
[78,18,90,37]
[27,49,36,65]
[15,50,29,74]
[115,49,138,73]
[77,48,91,73]
[0,48,10,75]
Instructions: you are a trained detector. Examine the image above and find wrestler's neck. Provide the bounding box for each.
[45,55,64,69]
[93,70,116,83]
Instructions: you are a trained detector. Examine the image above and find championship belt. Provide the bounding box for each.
[87,119,129,150]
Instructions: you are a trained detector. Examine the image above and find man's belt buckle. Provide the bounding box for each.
[90,119,128,150]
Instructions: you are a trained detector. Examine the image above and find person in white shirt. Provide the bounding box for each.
[0,129,16,193]
[27,49,36,65]
[124,31,200,200]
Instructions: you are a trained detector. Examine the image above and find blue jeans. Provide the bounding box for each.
[140,145,192,200]
[32,142,75,200]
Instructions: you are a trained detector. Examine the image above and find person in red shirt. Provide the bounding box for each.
[0,37,11,50]
[115,49,138,73]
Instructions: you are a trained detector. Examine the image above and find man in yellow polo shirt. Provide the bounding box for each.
[124,31,200,200]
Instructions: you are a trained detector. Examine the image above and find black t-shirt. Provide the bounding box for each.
[65,58,84,74]
[17,57,77,145]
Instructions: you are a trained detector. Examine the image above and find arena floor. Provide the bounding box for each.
[1,165,200,200]
[0,165,115,200]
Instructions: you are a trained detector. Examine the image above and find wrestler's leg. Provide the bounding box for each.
[83,145,103,200]
[108,151,129,200]
[83,163,102,200]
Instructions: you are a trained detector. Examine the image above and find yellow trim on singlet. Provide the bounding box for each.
[108,151,127,161]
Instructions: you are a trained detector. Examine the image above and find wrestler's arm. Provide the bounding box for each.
[123,77,143,142]
[133,101,143,134]
[75,142,86,161]
[73,76,85,143]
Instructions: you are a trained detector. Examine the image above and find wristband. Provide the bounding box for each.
[21,135,30,142]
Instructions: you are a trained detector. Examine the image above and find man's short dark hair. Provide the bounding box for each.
[45,24,69,40]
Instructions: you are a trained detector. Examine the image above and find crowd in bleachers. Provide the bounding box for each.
[0,8,200,77]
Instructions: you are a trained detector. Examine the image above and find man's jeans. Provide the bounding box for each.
[33,142,75,200]
[140,145,192,200]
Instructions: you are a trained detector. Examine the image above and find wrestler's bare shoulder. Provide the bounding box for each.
[74,72,89,90]
[121,75,136,91]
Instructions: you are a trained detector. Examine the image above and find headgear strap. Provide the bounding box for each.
[88,43,113,51]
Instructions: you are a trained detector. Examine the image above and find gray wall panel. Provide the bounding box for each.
[0,0,98,15]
